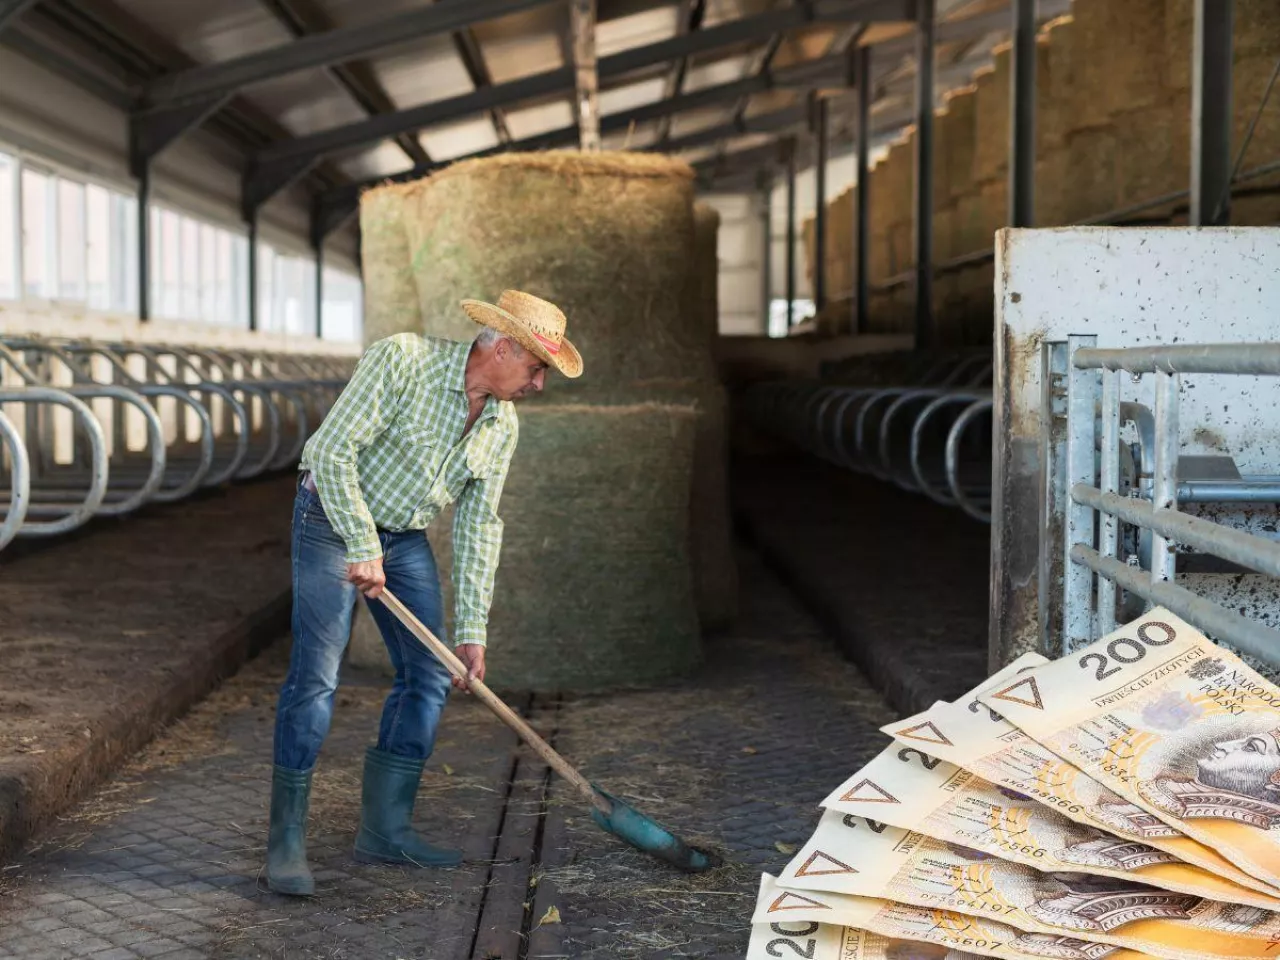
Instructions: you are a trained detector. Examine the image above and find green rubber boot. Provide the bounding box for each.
[265,765,315,896]
[353,747,463,867]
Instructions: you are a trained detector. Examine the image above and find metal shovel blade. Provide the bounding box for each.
[588,786,719,873]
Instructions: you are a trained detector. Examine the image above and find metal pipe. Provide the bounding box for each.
[1151,369,1180,584]
[1179,479,1280,502]
[0,387,109,536]
[913,0,936,349]
[760,182,772,334]
[1009,0,1036,227]
[1098,370,1120,634]
[1072,483,1280,579]
[248,214,260,332]
[571,0,601,151]
[785,138,797,331]
[1191,0,1234,225]
[1071,544,1280,669]
[854,45,871,335]
[814,95,828,311]
[0,409,30,550]
[1063,335,1099,652]
[1074,343,1280,375]
[946,398,993,523]
[138,162,151,321]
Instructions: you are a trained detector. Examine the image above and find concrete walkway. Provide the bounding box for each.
[0,547,895,959]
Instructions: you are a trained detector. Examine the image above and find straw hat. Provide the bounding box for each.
[461,290,583,379]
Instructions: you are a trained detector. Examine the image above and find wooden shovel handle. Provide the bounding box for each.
[376,588,611,816]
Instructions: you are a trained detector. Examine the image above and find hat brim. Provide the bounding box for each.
[460,299,583,379]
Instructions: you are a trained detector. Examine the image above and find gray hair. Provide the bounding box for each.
[474,326,524,355]
[474,327,502,348]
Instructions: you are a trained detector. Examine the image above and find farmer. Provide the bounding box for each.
[266,290,583,896]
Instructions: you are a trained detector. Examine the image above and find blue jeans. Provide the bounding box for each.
[273,483,453,771]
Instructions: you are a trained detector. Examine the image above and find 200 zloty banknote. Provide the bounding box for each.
[774,811,1280,960]
[823,741,1279,909]
[882,658,1272,898]
[751,874,1146,960]
[978,609,1280,895]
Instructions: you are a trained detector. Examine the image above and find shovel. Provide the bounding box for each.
[376,588,717,873]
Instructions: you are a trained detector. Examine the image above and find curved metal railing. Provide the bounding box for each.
[0,334,354,551]
[744,352,995,523]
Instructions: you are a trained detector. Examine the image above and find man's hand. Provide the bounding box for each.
[346,557,386,599]
[453,644,486,694]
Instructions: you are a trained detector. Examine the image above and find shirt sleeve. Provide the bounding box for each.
[451,418,518,648]
[306,337,406,564]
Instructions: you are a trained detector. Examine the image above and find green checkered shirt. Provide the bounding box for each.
[299,333,519,648]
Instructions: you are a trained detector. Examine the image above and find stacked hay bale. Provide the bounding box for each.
[349,151,734,692]
[1036,16,1076,227]
[1060,0,1120,223]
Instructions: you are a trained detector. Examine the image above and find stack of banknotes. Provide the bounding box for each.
[748,609,1280,960]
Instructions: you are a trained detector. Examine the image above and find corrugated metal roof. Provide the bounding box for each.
[13,0,1070,202]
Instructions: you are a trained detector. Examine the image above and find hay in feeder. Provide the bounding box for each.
[359,182,421,346]
[396,150,715,388]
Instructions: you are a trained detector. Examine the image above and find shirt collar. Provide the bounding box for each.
[445,338,502,423]
[444,339,470,394]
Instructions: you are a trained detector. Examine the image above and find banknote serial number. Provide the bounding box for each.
[916,892,1019,916]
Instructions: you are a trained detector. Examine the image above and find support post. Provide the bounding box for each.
[1063,334,1100,653]
[570,0,600,151]
[913,0,935,349]
[813,94,829,311]
[315,241,324,340]
[853,45,871,335]
[785,137,797,331]
[137,162,150,321]
[760,178,772,335]
[1009,0,1036,227]
[247,214,259,332]
[1191,0,1233,225]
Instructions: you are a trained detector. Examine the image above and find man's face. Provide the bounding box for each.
[491,339,548,401]
[1197,732,1280,799]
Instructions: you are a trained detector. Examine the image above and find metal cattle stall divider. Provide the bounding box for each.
[0,335,354,551]
[744,351,997,522]
[1042,336,1280,667]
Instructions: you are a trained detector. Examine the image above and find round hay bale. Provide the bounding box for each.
[400,150,715,388]
[359,181,421,346]
[479,400,702,692]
